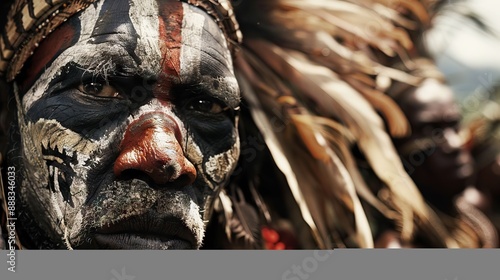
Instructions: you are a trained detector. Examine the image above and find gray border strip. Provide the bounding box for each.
[1,249,499,280]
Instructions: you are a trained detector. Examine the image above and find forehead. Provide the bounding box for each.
[22,0,238,107]
[81,0,232,70]
[402,79,460,125]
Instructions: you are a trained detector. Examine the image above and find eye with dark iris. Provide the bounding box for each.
[187,98,228,114]
[78,81,122,98]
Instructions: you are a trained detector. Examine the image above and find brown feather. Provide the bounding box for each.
[236,67,331,248]
[244,39,454,244]
[229,187,261,248]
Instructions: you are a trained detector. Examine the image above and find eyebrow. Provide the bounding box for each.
[47,49,142,83]
[75,52,140,77]
[45,58,136,96]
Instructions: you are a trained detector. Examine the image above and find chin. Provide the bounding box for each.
[92,234,197,249]
[59,202,205,250]
[85,210,202,249]
[435,179,470,198]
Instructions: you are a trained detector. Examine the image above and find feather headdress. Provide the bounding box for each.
[231,0,462,248]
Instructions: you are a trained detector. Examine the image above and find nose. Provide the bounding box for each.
[441,128,463,154]
[114,113,196,187]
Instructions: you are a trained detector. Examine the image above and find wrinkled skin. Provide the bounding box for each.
[9,0,240,249]
[394,79,474,211]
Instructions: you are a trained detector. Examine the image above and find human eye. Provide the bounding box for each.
[77,78,123,99]
[185,97,229,115]
[174,83,233,117]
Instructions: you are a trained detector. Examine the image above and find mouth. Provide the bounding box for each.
[93,213,197,249]
[455,162,474,178]
[450,155,474,177]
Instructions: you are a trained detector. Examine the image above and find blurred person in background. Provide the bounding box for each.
[386,67,498,247]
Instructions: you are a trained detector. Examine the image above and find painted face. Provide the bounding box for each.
[11,0,240,249]
[394,79,473,200]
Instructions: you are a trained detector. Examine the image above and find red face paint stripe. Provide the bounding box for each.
[155,0,184,101]
[19,22,77,93]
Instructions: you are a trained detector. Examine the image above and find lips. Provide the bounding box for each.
[93,213,197,249]
[449,154,474,176]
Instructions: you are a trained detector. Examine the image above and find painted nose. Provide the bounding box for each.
[114,113,196,187]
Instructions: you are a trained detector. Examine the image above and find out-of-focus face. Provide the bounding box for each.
[11,0,240,249]
[394,79,473,199]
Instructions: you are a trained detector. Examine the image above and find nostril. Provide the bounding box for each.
[116,168,178,189]
[161,165,176,181]
[115,166,196,188]
[117,169,152,183]
[176,173,196,186]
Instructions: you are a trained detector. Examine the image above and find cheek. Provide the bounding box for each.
[19,118,97,185]
[181,114,240,190]
[182,125,239,219]
[184,127,240,189]
[16,118,103,242]
[203,138,240,185]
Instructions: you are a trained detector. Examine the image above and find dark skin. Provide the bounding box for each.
[376,78,477,248]
[393,78,474,214]
[5,0,241,249]
[476,155,500,199]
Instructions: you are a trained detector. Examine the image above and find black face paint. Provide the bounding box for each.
[171,83,237,155]
[90,0,141,64]
[42,145,78,206]
[11,0,241,250]
[26,63,135,140]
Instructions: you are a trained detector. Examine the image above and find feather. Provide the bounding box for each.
[245,39,455,245]
[249,181,272,224]
[216,187,262,248]
[291,115,375,247]
[236,66,330,248]
[258,0,415,55]
[240,52,375,247]
[233,0,467,248]
[341,74,410,137]
[228,187,261,248]
[292,115,331,163]
[216,189,234,240]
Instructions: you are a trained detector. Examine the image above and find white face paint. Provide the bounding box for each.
[204,145,240,184]
[180,3,239,108]
[13,0,240,249]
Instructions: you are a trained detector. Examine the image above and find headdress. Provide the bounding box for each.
[228,0,458,248]
[0,0,242,81]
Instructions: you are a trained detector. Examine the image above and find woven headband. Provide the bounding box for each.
[0,0,242,82]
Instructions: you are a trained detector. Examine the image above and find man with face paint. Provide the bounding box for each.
[0,0,242,249]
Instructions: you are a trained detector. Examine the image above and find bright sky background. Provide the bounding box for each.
[425,0,500,102]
